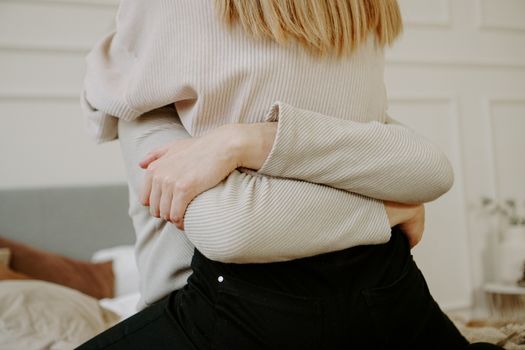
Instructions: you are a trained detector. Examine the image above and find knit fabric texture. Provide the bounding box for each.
[82,0,454,306]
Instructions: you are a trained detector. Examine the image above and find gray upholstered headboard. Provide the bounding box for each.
[0,184,135,260]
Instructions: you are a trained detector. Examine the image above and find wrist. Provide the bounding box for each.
[384,201,419,227]
[218,124,244,169]
[226,122,277,170]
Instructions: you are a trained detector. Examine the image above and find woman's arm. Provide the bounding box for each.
[184,168,392,263]
[238,101,454,204]
[114,106,395,264]
[184,169,426,262]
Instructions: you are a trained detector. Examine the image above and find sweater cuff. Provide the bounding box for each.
[80,88,119,144]
[256,101,302,177]
[362,198,393,245]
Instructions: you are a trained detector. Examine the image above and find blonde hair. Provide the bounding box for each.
[216,0,403,57]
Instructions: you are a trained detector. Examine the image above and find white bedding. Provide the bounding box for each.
[91,245,140,298]
[0,245,140,350]
[92,245,141,320]
[99,292,141,321]
[0,280,120,350]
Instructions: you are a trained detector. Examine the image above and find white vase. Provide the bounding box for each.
[497,225,525,284]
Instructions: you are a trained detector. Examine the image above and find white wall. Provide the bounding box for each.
[0,0,124,189]
[1,0,524,315]
[386,0,525,315]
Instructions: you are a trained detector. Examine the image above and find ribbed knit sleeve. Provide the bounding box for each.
[184,170,391,263]
[256,101,455,204]
[81,30,144,143]
[117,107,392,264]
[80,87,119,143]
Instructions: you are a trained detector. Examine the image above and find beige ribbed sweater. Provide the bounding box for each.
[81,0,454,306]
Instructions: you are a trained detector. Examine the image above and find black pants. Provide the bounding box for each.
[77,228,502,349]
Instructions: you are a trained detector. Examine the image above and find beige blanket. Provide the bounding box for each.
[0,280,119,350]
[450,315,525,349]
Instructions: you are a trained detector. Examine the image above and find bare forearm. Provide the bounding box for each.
[225,122,278,170]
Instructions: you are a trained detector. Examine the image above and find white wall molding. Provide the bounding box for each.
[0,0,118,7]
[389,93,457,103]
[0,1,116,52]
[387,94,473,310]
[476,0,525,33]
[398,0,452,28]
[485,96,525,198]
[0,45,88,55]
[0,94,79,102]
[488,96,525,104]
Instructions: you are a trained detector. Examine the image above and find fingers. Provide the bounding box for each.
[154,182,189,230]
[159,187,174,221]
[139,153,158,169]
[399,222,423,249]
[140,168,154,206]
[407,235,418,249]
[169,191,187,231]
[139,139,188,169]
[408,225,423,249]
[138,140,194,227]
[149,176,163,217]
[141,169,189,230]
[139,147,168,169]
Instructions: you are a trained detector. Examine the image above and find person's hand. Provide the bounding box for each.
[139,125,241,230]
[398,204,425,248]
[384,201,425,248]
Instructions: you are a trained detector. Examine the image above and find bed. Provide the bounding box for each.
[0,184,140,349]
[0,185,523,349]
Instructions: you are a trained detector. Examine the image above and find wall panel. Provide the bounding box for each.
[388,96,471,309]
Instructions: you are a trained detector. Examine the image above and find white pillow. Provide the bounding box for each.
[0,280,119,350]
[99,292,141,320]
[92,245,140,297]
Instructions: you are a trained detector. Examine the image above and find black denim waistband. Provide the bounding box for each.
[189,226,412,298]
